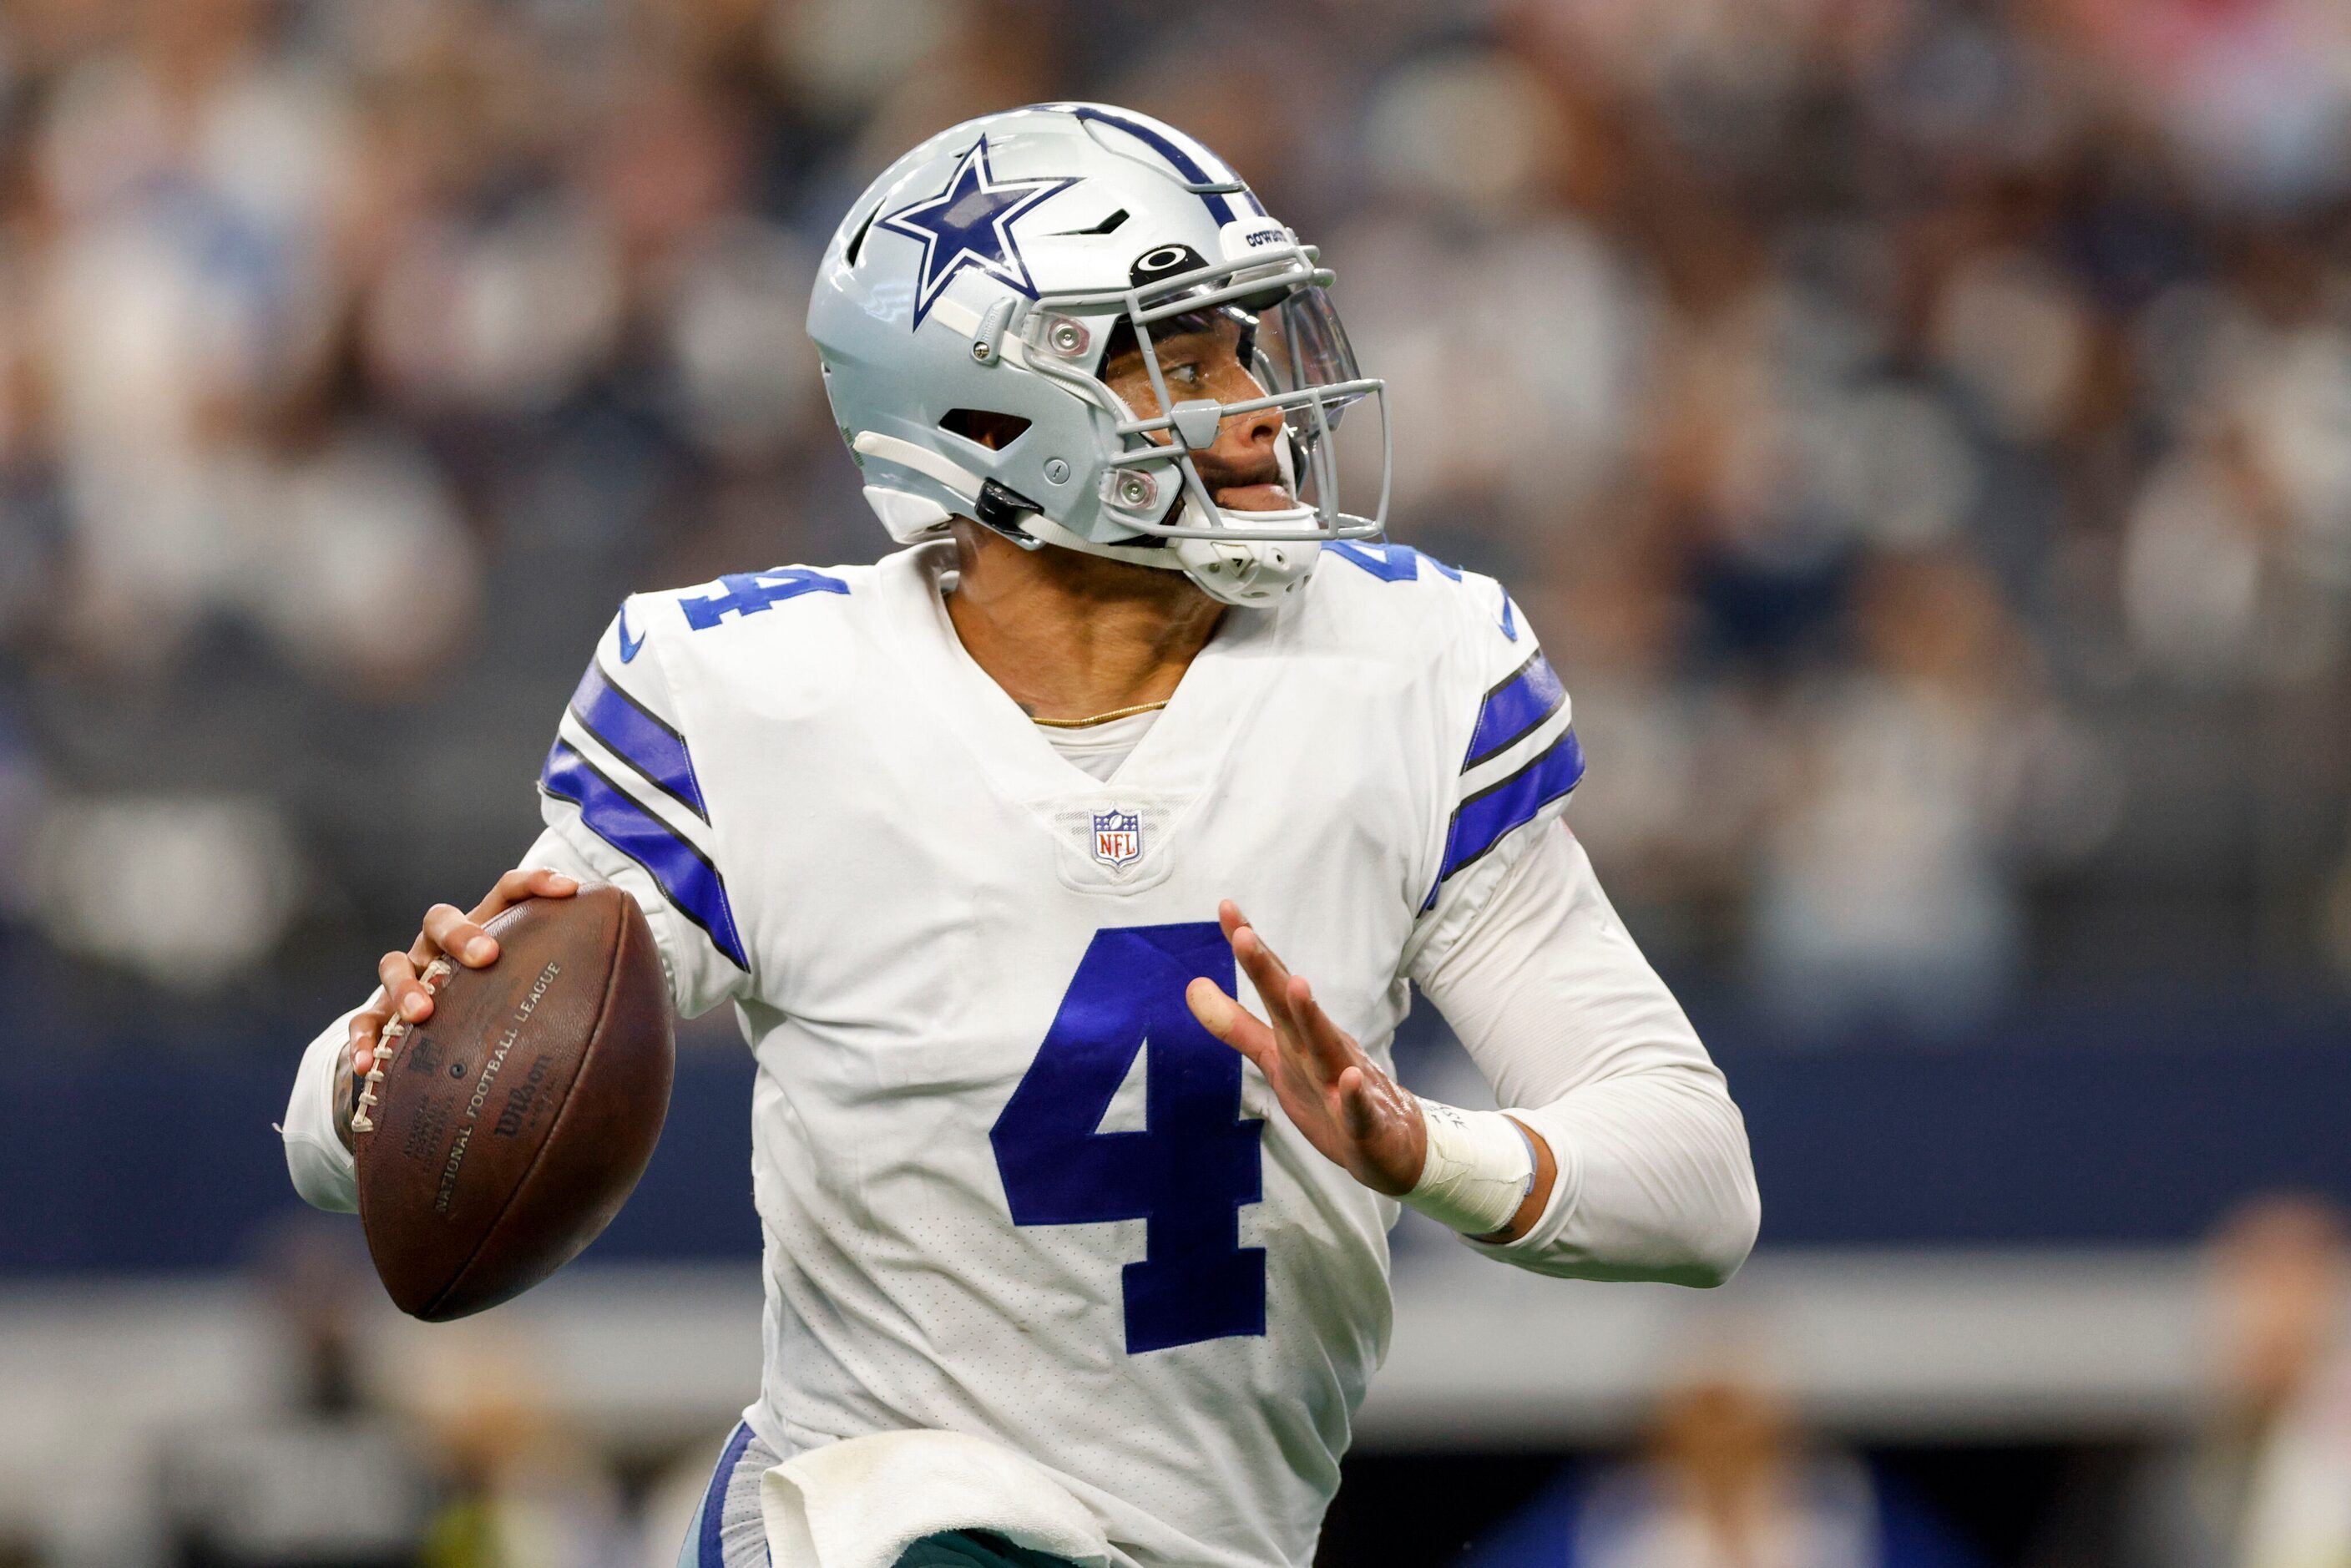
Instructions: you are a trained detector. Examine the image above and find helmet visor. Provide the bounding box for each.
[1024,240,1389,543]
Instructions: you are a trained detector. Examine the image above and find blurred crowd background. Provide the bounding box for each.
[4,0,2351,1022]
[5,0,2351,1564]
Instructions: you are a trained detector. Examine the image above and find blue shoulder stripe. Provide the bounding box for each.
[1463,650,1566,770]
[569,660,708,822]
[539,741,749,971]
[1426,727,1586,907]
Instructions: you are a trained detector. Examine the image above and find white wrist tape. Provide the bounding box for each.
[1404,1098,1536,1236]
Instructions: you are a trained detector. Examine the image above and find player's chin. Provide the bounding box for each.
[1213,483,1296,513]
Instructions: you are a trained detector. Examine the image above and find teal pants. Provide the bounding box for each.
[897,1531,1082,1567]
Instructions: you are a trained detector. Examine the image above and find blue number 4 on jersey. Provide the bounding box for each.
[990,923,1266,1354]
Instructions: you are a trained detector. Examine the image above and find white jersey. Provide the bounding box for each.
[533,539,1582,1567]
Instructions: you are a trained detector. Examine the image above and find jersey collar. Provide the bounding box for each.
[876,541,1287,802]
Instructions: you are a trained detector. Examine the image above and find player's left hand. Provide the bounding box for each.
[1186,902,1428,1197]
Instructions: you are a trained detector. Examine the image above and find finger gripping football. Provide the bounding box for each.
[354,883,673,1321]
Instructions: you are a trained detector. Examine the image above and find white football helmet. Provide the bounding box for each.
[806,103,1389,606]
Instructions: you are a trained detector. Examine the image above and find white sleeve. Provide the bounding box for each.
[1411,821,1761,1285]
[278,827,646,1213]
[281,1006,365,1212]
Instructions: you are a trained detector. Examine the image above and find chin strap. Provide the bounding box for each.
[1165,507,1320,606]
[1017,505,1318,607]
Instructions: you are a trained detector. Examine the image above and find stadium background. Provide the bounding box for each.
[3,0,2350,1562]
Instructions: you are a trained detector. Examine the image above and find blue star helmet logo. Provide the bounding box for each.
[877,137,1078,329]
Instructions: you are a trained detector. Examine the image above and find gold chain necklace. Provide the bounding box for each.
[1030,701,1171,730]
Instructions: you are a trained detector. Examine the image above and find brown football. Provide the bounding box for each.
[352,883,673,1321]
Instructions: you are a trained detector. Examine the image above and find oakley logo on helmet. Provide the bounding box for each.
[1130,244,1206,287]
[877,137,1077,329]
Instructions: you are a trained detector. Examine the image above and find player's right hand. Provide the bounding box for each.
[346,867,581,1085]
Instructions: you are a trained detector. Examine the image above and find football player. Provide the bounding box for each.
[281,104,1760,1568]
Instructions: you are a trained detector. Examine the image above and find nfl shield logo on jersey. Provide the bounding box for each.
[1092,808,1142,869]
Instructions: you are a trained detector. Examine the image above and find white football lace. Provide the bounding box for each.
[351,955,455,1136]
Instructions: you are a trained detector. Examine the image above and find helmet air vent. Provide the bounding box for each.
[938,409,1033,451]
[1050,208,1130,236]
[843,204,881,267]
